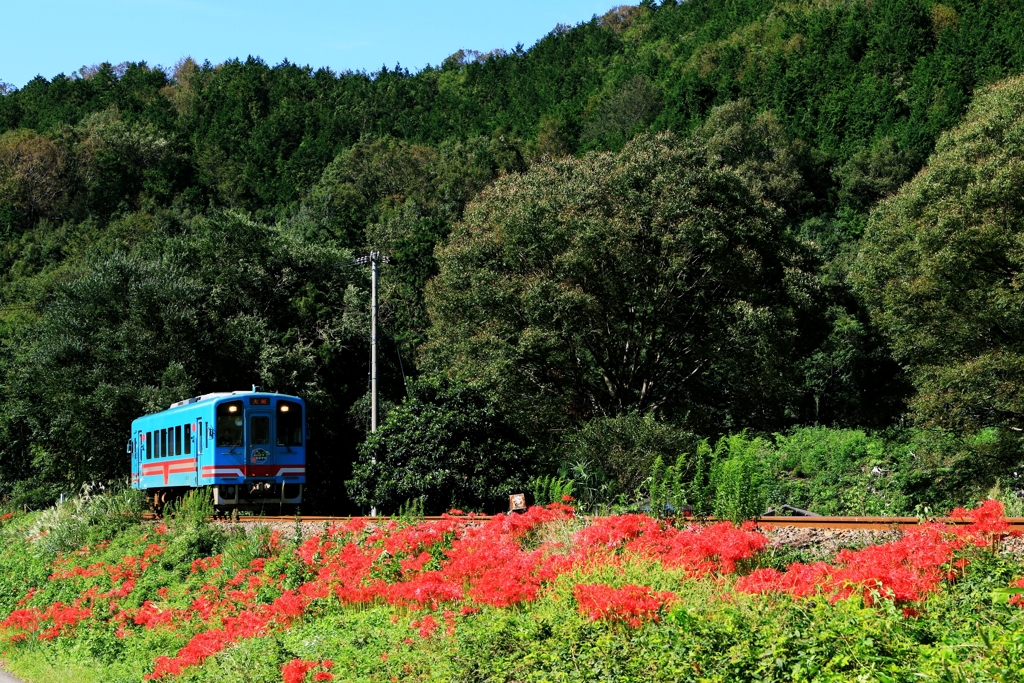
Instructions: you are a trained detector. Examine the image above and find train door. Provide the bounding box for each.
[248,408,274,474]
[130,431,141,487]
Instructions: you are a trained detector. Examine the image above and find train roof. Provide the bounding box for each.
[166,390,303,410]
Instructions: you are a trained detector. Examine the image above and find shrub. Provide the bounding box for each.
[347,377,535,514]
[772,426,910,516]
[26,485,144,556]
[558,412,698,506]
[647,454,687,519]
[529,475,574,507]
[711,434,773,523]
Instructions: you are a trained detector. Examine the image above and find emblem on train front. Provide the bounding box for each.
[251,448,269,464]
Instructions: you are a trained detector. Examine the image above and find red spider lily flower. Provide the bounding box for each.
[132,601,179,629]
[281,658,318,683]
[574,583,676,627]
[280,658,333,683]
[736,501,1006,604]
[1008,578,1024,607]
[417,614,439,638]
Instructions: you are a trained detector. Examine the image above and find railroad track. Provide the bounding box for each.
[142,513,1024,530]
[757,515,1024,530]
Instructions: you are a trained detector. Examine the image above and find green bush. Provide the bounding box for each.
[772,426,910,516]
[347,377,536,514]
[26,484,145,557]
[558,412,698,507]
[711,434,774,523]
[529,475,574,507]
[647,453,687,519]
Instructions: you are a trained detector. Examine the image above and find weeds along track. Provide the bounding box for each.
[142,512,1024,530]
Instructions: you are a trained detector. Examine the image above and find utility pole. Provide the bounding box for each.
[354,251,390,516]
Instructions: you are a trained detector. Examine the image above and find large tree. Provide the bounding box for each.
[852,75,1024,433]
[423,132,820,434]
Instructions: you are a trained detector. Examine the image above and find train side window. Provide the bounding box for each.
[146,431,152,460]
[216,401,244,447]
[160,429,167,459]
[154,430,160,459]
[276,400,303,447]
[184,424,191,455]
[175,425,182,456]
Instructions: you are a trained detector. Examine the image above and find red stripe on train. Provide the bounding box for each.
[141,458,198,484]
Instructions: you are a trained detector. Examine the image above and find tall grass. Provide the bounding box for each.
[27,484,145,555]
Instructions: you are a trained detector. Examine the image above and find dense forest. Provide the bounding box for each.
[3,0,1024,515]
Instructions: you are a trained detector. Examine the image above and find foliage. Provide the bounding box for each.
[772,426,910,516]
[425,132,820,434]
[25,484,145,557]
[346,377,536,514]
[854,74,1024,436]
[0,499,1023,682]
[558,411,698,506]
[709,434,775,523]
[633,426,1020,520]
[164,490,215,529]
[529,475,574,508]
[647,453,687,519]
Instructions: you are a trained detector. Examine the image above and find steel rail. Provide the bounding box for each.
[756,516,1024,530]
[141,513,1024,530]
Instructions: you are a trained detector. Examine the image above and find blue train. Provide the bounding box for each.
[128,387,306,508]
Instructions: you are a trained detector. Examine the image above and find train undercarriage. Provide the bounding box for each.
[148,482,303,514]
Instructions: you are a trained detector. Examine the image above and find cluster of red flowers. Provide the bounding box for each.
[574,583,676,627]
[1,500,1013,680]
[1,601,92,642]
[737,500,1015,603]
[280,658,333,683]
[1,536,166,641]
[286,503,765,618]
[571,515,768,575]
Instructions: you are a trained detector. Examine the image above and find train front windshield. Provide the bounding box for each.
[277,400,303,446]
[216,400,244,447]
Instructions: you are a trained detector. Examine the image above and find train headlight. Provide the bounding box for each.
[228,405,238,413]
[280,405,289,412]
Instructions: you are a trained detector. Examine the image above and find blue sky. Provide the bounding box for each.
[1,0,618,89]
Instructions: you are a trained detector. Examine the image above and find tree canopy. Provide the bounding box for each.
[853,75,1024,434]
[424,132,820,433]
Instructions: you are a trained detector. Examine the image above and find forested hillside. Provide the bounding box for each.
[3,0,1024,514]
